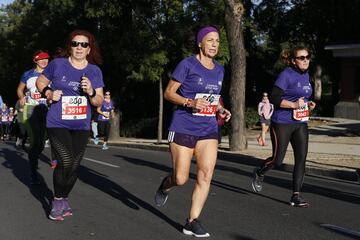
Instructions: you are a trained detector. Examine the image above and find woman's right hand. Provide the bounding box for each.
[193,98,210,111]
[295,97,305,108]
[50,90,63,102]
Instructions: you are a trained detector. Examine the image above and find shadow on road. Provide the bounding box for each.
[0,147,53,218]
[113,154,360,206]
[77,165,183,233]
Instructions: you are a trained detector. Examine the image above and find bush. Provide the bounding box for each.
[245,107,259,128]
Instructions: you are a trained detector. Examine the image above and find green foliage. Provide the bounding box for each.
[245,107,259,128]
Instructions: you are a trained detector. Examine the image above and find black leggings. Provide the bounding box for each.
[258,122,308,192]
[26,105,48,175]
[99,121,111,142]
[48,128,89,198]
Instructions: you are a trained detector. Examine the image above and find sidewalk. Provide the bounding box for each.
[107,117,360,182]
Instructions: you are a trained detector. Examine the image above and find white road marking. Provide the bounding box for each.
[84,157,120,168]
[320,224,360,237]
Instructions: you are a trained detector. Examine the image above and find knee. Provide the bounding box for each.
[197,168,214,185]
[174,174,188,186]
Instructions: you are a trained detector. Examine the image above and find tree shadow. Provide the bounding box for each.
[308,122,360,137]
[77,165,183,232]
[114,154,360,205]
[0,148,53,218]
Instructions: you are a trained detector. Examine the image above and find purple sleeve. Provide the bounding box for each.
[274,70,289,91]
[171,59,189,84]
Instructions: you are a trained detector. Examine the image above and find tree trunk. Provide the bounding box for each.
[157,76,163,144]
[313,65,322,101]
[224,0,247,151]
[109,111,120,141]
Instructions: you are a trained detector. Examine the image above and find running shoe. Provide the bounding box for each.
[154,176,170,207]
[183,218,210,238]
[93,137,99,145]
[49,199,64,221]
[251,168,264,192]
[62,198,73,217]
[102,143,109,150]
[290,194,309,207]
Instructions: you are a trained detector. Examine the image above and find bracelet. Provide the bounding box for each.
[183,98,193,108]
[41,86,53,98]
[89,88,96,98]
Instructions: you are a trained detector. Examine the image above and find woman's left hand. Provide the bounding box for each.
[308,101,316,111]
[80,76,93,95]
[218,108,231,122]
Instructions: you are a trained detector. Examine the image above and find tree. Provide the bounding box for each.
[224,0,247,150]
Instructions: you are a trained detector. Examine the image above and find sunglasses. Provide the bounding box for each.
[105,93,110,96]
[71,41,90,48]
[295,55,311,61]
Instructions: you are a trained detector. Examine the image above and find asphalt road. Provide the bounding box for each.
[0,142,359,240]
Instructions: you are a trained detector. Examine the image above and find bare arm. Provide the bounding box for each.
[164,79,208,110]
[17,82,26,106]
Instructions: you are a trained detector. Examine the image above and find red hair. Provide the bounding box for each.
[65,29,103,65]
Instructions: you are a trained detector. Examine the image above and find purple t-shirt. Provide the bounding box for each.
[168,56,224,136]
[98,100,114,122]
[271,67,313,124]
[43,58,104,130]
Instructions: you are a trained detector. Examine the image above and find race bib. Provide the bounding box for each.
[1,115,8,122]
[31,91,41,100]
[192,93,220,117]
[62,96,87,120]
[293,103,309,121]
[101,112,110,120]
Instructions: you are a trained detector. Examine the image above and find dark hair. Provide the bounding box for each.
[63,29,102,65]
[281,44,310,66]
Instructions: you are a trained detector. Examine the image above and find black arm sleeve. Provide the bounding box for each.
[269,86,284,108]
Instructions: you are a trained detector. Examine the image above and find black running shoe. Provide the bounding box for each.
[183,218,210,238]
[154,176,169,207]
[251,168,264,192]
[290,194,309,207]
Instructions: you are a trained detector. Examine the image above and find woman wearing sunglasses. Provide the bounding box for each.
[251,45,316,207]
[36,30,104,221]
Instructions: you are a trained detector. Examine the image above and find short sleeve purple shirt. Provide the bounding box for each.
[271,67,313,124]
[43,58,104,130]
[98,100,114,122]
[168,56,224,136]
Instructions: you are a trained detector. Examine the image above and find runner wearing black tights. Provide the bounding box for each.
[251,45,316,207]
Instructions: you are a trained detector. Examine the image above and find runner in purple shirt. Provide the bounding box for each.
[36,30,104,221]
[97,90,114,150]
[251,45,316,207]
[154,26,231,238]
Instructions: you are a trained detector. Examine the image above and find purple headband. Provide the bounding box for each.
[196,26,218,45]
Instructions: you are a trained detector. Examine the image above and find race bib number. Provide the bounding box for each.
[192,93,220,117]
[62,96,87,120]
[293,103,310,121]
[31,92,41,100]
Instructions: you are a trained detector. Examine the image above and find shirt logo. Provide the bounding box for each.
[198,77,203,85]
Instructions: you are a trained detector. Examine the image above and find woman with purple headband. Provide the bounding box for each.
[154,25,231,237]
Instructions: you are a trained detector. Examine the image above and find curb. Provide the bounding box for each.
[104,141,359,183]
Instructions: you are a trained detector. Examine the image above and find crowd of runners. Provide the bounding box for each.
[0,26,316,237]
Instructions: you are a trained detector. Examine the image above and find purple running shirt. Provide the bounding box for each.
[43,58,104,130]
[168,55,224,136]
[271,67,313,124]
[98,100,114,122]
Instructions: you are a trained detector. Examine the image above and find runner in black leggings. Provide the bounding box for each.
[251,44,316,207]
